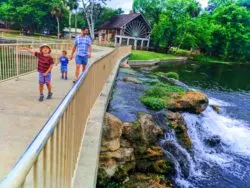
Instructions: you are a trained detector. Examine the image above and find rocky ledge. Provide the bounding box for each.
[97,113,174,188]
[97,110,195,187]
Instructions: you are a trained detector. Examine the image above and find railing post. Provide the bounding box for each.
[16,46,19,80]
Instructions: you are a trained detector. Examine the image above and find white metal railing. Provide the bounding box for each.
[0,32,72,44]
[0,46,131,188]
[0,42,73,82]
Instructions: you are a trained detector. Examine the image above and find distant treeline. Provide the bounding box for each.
[134,0,250,61]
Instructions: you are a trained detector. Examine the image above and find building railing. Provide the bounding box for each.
[0,46,131,188]
[1,32,72,44]
[0,42,73,82]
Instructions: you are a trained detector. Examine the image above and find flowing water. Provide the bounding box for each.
[154,61,250,188]
[108,61,250,188]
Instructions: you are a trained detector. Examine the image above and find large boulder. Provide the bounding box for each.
[122,114,164,147]
[101,113,122,152]
[100,148,135,162]
[167,91,209,113]
[124,173,173,188]
[167,112,192,149]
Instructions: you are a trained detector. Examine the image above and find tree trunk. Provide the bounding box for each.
[56,17,60,39]
[69,11,72,38]
[75,12,77,34]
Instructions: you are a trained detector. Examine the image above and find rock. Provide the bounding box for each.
[113,161,136,182]
[122,77,142,84]
[204,135,221,147]
[97,159,118,186]
[124,173,173,188]
[139,114,164,145]
[167,112,192,149]
[211,105,220,113]
[152,160,175,174]
[136,159,174,175]
[101,113,122,152]
[120,63,131,68]
[122,114,164,147]
[137,146,165,160]
[167,91,209,113]
[120,137,132,148]
[119,68,136,75]
[100,148,135,162]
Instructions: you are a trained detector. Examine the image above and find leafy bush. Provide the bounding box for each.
[140,96,165,111]
[144,86,166,98]
[166,72,179,80]
[140,82,186,111]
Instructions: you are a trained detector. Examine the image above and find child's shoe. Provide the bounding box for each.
[39,94,44,102]
[65,76,68,80]
[47,92,53,99]
[61,75,64,79]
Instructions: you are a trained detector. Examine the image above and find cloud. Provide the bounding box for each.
[107,0,208,13]
[106,0,133,13]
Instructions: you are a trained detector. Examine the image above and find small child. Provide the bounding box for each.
[20,44,54,102]
[57,50,69,80]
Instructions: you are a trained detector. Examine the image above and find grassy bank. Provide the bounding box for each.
[128,50,177,61]
[170,47,243,65]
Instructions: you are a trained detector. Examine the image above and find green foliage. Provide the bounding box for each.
[166,72,179,80]
[139,0,250,62]
[0,0,68,33]
[140,82,185,111]
[133,0,165,24]
[128,50,176,61]
[140,96,166,111]
[151,0,201,49]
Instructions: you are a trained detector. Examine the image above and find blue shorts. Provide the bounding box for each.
[75,55,88,65]
[39,72,51,85]
[61,66,68,73]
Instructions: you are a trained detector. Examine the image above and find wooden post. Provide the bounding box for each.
[115,36,117,46]
[134,39,137,50]
[127,38,130,46]
[141,40,144,49]
[147,39,150,49]
[119,36,122,46]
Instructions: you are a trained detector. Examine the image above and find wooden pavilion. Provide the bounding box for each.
[98,13,151,49]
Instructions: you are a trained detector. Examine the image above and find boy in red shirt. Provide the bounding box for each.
[20,44,54,101]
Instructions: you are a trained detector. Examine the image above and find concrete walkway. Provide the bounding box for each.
[0,45,114,180]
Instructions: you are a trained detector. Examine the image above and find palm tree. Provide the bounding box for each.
[51,5,63,39]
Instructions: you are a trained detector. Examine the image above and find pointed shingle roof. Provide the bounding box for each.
[99,13,142,29]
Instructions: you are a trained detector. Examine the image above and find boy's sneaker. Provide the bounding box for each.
[73,79,77,84]
[39,94,44,102]
[61,75,64,79]
[47,92,53,100]
[65,76,68,80]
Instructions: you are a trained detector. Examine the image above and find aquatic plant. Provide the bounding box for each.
[166,72,179,80]
[140,82,185,111]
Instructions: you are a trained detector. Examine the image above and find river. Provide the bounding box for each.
[108,61,250,188]
[154,61,250,188]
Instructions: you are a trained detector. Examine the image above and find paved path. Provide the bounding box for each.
[0,45,113,180]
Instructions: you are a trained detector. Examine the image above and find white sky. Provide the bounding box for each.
[107,0,209,13]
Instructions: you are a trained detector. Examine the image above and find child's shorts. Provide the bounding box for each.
[39,72,51,85]
[75,55,88,65]
[61,66,68,73]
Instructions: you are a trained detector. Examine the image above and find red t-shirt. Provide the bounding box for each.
[35,52,54,73]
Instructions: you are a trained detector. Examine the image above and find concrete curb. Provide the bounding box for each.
[128,57,188,68]
[73,53,130,188]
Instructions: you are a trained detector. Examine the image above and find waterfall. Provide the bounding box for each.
[159,97,250,187]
